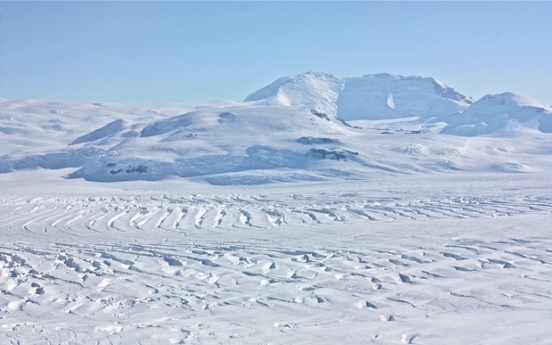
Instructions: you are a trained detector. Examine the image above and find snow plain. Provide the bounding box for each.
[1,73,551,344]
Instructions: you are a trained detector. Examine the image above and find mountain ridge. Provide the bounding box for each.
[0,72,550,184]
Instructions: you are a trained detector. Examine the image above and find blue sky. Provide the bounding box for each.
[0,1,551,105]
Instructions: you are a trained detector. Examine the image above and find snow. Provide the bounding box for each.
[1,172,551,344]
[1,73,551,344]
[2,94,549,183]
[244,72,473,121]
[70,119,127,145]
[441,92,552,136]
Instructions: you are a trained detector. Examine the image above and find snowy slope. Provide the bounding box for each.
[245,72,473,120]
[441,92,552,136]
[68,105,359,183]
[1,92,551,183]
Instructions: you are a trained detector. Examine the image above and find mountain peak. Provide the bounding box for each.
[441,92,552,136]
[299,71,335,79]
[477,92,550,110]
[245,72,473,120]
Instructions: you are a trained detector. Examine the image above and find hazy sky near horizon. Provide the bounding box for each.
[0,1,551,105]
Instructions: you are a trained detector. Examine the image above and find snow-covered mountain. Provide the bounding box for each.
[245,71,551,136]
[441,92,552,136]
[1,73,551,184]
[68,105,362,183]
[244,72,473,120]
[0,101,364,183]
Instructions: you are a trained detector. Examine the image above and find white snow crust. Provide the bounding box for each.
[1,73,551,344]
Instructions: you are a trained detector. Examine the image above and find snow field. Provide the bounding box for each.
[0,177,551,344]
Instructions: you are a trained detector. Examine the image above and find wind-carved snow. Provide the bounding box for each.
[0,182,551,344]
